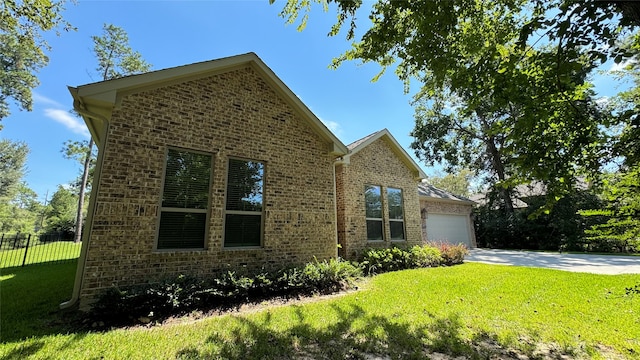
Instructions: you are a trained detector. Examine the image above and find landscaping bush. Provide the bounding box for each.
[89,258,362,326]
[409,244,443,267]
[89,246,466,327]
[360,244,446,275]
[432,242,468,266]
[360,247,410,274]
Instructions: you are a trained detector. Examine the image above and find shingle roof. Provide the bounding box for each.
[347,130,382,150]
[418,183,475,204]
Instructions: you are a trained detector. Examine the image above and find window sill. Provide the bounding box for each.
[223,246,263,251]
[367,239,385,243]
[152,248,207,254]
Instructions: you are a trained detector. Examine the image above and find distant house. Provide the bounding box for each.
[64,53,474,309]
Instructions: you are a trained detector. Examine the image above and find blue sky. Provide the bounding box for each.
[1,0,629,202]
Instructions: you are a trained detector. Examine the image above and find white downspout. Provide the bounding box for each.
[60,104,109,310]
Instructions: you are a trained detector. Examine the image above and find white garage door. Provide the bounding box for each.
[426,214,472,247]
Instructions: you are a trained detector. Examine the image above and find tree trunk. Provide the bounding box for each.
[74,138,93,243]
[485,136,515,213]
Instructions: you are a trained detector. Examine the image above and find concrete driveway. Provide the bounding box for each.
[466,248,640,275]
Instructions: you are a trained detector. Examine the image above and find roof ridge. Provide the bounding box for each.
[347,129,384,150]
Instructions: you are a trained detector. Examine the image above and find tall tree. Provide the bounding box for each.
[45,185,77,235]
[64,23,151,243]
[580,33,640,251]
[0,182,42,233]
[276,0,628,210]
[0,0,73,123]
[0,139,28,197]
[426,169,474,197]
[0,139,38,233]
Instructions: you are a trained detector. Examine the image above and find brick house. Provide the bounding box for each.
[64,53,348,308]
[63,53,473,309]
[335,129,426,259]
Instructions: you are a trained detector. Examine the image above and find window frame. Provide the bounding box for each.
[155,147,213,251]
[364,184,384,241]
[387,187,406,241]
[223,157,266,249]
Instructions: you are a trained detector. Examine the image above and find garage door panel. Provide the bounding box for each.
[426,214,471,247]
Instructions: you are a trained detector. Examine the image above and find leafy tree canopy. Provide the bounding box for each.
[92,23,151,80]
[426,169,474,197]
[0,0,73,122]
[276,0,636,210]
[0,138,28,198]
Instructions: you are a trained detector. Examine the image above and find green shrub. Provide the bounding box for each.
[89,258,362,326]
[361,244,447,275]
[360,247,409,275]
[432,242,468,266]
[409,245,442,267]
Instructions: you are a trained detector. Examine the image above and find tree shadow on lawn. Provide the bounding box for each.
[0,261,86,344]
[174,303,552,360]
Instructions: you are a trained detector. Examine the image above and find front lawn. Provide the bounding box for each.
[1,262,639,359]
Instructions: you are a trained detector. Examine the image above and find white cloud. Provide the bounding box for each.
[44,108,90,137]
[609,58,636,73]
[595,96,610,107]
[32,92,64,108]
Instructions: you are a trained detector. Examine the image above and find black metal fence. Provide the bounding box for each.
[0,233,82,268]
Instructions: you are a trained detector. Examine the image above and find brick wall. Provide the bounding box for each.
[336,138,423,260]
[80,66,338,306]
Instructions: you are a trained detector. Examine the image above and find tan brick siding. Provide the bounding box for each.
[80,66,337,306]
[336,138,423,260]
[421,200,473,215]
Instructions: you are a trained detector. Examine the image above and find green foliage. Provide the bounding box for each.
[360,244,446,275]
[0,140,43,233]
[92,23,151,80]
[475,191,608,251]
[89,258,362,326]
[426,169,474,197]
[0,182,43,233]
[44,185,77,234]
[408,244,443,268]
[0,139,28,198]
[0,0,73,120]
[581,167,640,253]
[277,0,625,211]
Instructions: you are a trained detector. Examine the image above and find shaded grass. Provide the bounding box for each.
[0,260,78,342]
[1,263,640,359]
[0,241,81,268]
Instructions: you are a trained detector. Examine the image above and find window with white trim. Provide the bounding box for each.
[365,184,383,240]
[157,148,212,250]
[387,187,405,240]
[224,158,264,247]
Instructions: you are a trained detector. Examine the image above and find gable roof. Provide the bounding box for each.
[68,52,348,156]
[342,129,427,180]
[418,183,475,205]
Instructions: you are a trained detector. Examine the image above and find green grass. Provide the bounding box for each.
[0,261,78,343]
[1,263,640,359]
[0,241,81,268]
